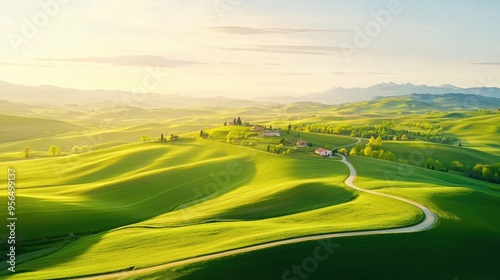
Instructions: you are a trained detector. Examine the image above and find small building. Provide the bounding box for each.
[261,130,281,137]
[315,148,332,157]
[296,140,308,148]
[250,125,264,132]
[227,122,235,126]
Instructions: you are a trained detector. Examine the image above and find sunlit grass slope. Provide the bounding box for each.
[1,139,424,279]
[443,113,500,155]
[133,156,500,280]
[383,141,500,167]
[0,114,83,143]
[1,140,257,241]
[363,110,500,155]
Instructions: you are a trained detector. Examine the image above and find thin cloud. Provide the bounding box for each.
[468,62,500,65]
[208,26,350,35]
[35,55,202,67]
[331,71,394,75]
[283,72,312,76]
[220,45,348,55]
[218,62,280,66]
[0,61,50,68]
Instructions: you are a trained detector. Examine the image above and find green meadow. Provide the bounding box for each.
[0,96,499,279]
[136,156,499,280]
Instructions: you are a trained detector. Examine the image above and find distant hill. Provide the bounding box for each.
[405,93,500,109]
[0,81,264,109]
[1,80,499,109]
[334,93,500,115]
[257,82,500,105]
[0,114,84,143]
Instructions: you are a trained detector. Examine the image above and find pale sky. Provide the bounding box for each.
[0,0,499,98]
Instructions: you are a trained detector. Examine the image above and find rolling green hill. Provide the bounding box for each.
[1,140,426,279]
[0,91,499,279]
[0,114,84,143]
[383,141,500,167]
[123,156,500,280]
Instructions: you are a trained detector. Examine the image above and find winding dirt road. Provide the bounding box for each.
[75,155,438,280]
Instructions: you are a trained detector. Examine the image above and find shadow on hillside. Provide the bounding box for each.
[1,158,257,278]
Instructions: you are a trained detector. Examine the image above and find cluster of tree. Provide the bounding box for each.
[293,121,454,144]
[338,148,348,155]
[224,117,244,126]
[400,122,441,132]
[170,134,180,141]
[71,145,90,154]
[425,157,447,172]
[426,158,500,184]
[48,145,61,157]
[226,130,245,144]
[224,130,259,144]
[21,145,65,158]
[199,130,210,139]
[349,136,397,161]
[267,144,291,155]
[469,163,500,183]
[158,133,179,143]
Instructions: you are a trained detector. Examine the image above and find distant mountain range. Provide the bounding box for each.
[0,81,262,109]
[257,82,500,104]
[333,93,500,115]
[0,80,499,108]
[395,93,500,109]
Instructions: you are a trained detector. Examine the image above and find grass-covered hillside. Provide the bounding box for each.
[0,93,498,279]
[125,156,500,280]
[1,138,427,279]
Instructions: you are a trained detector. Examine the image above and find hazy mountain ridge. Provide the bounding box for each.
[0,81,264,109]
[407,93,500,109]
[1,81,499,110]
[258,82,500,104]
[344,93,500,113]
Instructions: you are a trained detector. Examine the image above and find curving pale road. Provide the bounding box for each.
[74,155,438,280]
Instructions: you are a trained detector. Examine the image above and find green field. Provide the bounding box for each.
[383,141,500,167]
[123,156,500,280]
[1,139,427,279]
[0,97,499,279]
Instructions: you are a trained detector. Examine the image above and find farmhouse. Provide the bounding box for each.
[227,122,235,126]
[250,125,264,132]
[315,148,332,157]
[261,130,281,137]
[296,140,308,147]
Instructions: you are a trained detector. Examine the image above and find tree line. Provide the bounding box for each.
[294,121,455,144]
[343,138,499,184]
[224,117,246,126]
[21,144,91,159]
[347,136,398,161]
[426,158,500,184]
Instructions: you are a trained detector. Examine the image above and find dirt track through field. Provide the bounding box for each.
[74,154,438,280]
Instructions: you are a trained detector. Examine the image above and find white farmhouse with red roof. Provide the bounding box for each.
[315,148,332,157]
